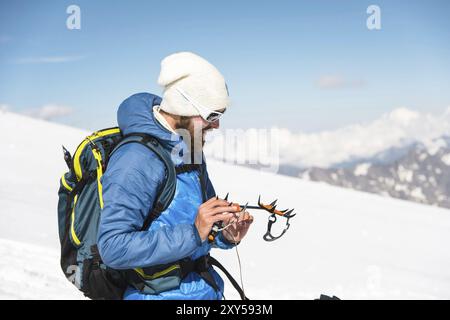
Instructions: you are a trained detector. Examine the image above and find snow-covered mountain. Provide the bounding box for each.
[299,137,450,208]
[1,110,450,299]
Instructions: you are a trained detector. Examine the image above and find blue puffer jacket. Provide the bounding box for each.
[97,93,234,300]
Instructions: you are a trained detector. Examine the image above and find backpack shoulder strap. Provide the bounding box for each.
[110,133,176,231]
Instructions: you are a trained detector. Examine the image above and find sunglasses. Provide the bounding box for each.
[175,87,225,123]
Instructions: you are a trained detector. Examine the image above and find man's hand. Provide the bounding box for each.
[194,197,239,242]
[221,206,254,244]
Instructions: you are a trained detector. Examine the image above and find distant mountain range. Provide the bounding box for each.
[290,136,450,209]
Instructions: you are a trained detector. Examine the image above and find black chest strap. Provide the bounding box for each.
[179,255,249,300]
[175,164,201,174]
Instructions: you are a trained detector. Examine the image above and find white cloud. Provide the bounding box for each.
[275,106,450,168]
[13,55,85,64]
[22,104,73,120]
[317,75,365,89]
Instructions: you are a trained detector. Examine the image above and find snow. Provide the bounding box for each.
[0,112,85,248]
[397,165,414,183]
[410,188,426,201]
[428,176,437,187]
[0,238,85,300]
[441,153,450,166]
[2,111,450,300]
[299,170,311,180]
[384,178,395,188]
[354,163,371,176]
[394,183,409,193]
[424,138,447,156]
[211,162,450,299]
[419,153,428,161]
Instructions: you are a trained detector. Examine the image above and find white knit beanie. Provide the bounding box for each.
[157,52,230,116]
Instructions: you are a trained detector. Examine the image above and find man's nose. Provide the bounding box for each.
[210,119,220,129]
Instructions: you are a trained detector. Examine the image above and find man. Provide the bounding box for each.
[97,52,253,300]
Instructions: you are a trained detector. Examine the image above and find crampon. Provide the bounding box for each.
[252,195,296,241]
[212,193,296,242]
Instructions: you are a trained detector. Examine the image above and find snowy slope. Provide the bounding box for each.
[1,110,450,299]
[0,110,87,299]
[210,162,450,299]
[0,111,86,248]
[0,238,85,300]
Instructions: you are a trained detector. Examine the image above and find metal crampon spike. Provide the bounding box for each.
[284,209,295,218]
[224,192,229,201]
[252,195,297,241]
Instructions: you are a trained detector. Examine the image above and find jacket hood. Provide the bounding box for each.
[117,92,182,152]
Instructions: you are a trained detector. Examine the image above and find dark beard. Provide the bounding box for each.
[176,117,210,164]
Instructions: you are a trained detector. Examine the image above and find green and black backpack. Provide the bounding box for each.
[57,128,178,300]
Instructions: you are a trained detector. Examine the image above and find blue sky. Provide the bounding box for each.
[1,0,449,132]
